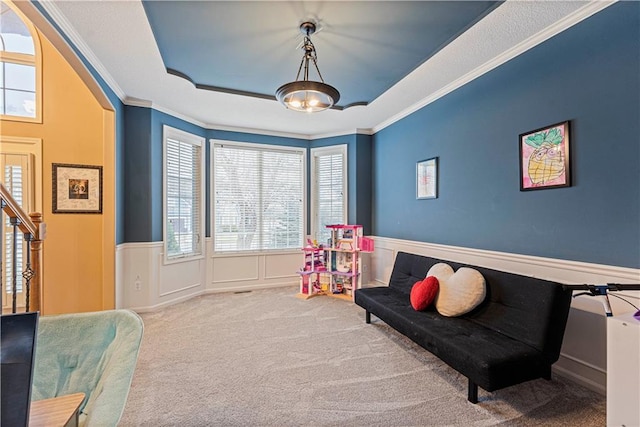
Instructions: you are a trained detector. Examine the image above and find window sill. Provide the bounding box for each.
[210,249,301,258]
[163,253,205,266]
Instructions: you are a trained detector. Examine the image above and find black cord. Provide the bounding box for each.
[608,293,640,311]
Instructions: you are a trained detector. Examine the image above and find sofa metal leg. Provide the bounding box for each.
[468,379,478,404]
[365,311,371,324]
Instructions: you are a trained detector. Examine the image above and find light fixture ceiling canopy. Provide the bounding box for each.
[275,21,340,113]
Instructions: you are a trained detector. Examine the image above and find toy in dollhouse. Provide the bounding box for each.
[334,276,353,296]
[335,252,352,273]
[333,282,343,294]
[337,240,353,250]
[302,239,326,272]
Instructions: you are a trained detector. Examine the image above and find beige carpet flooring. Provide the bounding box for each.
[119,286,605,426]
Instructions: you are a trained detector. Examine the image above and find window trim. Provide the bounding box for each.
[210,139,307,254]
[0,0,42,124]
[0,136,42,212]
[162,125,205,264]
[310,144,348,241]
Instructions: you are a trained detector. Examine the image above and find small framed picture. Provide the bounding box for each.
[519,121,570,191]
[417,157,438,199]
[52,163,103,214]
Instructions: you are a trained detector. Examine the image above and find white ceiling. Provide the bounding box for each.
[37,1,613,139]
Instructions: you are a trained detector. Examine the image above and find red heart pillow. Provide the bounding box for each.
[410,276,440,311]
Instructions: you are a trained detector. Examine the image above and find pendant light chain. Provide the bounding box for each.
[294,35,325,84]
[310,46,326,84]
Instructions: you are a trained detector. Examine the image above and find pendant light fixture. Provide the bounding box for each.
[276,21,340,113]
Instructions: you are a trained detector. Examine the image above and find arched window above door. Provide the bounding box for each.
[0,0,41,122]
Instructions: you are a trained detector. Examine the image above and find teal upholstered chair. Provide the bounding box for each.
[32,309,143,427]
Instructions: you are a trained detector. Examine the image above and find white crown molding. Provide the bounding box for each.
[205,122,314,140]
[147,102,210,129]
[311,128,375,140]
[123,97,153,109]
[372,0,617,134]
[355,128,375,136]
[38,1,126,101]
[122,97,208,128]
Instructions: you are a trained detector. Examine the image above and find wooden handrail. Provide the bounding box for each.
[0,183,40,240]
[0,182,44,313]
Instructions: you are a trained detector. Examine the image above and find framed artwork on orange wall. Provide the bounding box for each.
[52,163,102,213]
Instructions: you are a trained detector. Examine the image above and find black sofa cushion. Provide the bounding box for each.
[355,288,551,391]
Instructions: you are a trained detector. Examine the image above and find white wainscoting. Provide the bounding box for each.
[207,247,300,293]
[116,242,206,311]
[117,238,299,312]
[369,236,640,395]
[116,235,639,393]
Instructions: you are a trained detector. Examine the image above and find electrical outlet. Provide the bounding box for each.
[134,276,142,291]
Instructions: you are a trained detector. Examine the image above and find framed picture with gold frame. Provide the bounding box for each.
[52,163,103,214]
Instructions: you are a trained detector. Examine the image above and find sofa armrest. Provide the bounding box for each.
[33,310,143,427]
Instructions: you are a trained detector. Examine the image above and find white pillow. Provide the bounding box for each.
[426,263,454,281]
[428,263,486,317]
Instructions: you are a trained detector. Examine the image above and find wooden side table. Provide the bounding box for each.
[29,393,85,427]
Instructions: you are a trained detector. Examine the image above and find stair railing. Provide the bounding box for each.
[0,183,45,313]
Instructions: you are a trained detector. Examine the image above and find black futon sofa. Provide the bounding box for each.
[355,251,573,403]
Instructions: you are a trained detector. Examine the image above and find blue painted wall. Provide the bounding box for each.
[372,2,639,268]
[355,134,373,235]
[123,106,152,242]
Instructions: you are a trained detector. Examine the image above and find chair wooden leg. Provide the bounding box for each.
[468,379,478,403]
[365,311,371,324]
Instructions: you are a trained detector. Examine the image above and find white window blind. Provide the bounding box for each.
[164,127,204,260]
[312,146,347,245]
[214,142,304,252]
[2,153,29,308]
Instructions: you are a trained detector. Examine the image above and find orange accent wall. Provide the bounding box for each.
[1,30,115,314]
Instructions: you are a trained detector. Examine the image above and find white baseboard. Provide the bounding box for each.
[554,354,606,395]
[117,240,300,311]
[126,290,205,313]
[203,281,296,295]
[125,282,298,313]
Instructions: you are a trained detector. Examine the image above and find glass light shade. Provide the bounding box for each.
[276,81,340,113]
